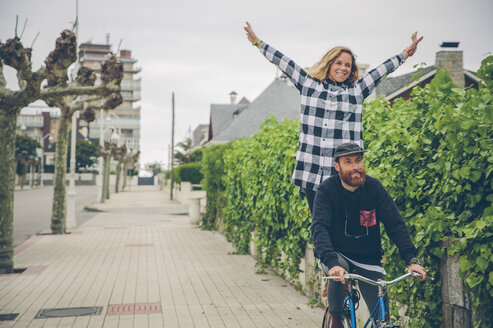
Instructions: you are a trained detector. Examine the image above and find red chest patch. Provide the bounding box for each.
[360,209,376,227]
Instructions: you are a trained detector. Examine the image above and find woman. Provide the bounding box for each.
[244,21,423,213]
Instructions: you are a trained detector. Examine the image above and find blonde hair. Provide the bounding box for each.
[306,47,359,83]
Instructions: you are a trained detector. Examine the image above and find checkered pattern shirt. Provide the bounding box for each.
[259,43,404,192]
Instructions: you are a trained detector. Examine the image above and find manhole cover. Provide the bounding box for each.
[35,306,102,319]
[0,313,19,321]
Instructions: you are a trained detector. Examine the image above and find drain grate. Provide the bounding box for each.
[35,306,102,319]
[0,313,19,321]
[107,302,161,315]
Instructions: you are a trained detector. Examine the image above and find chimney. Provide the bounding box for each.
[229,91,237,105]
[436,42,464,87]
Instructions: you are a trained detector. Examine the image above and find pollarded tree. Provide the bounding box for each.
[122,150,140,191]
[0,28,120,273]
[97,141,118,201]
[113,144,127,193]
[44,56,123,234]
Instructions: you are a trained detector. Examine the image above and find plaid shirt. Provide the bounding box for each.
[259,43,404,192]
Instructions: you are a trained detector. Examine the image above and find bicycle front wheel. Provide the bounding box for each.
[322,308,354,328]
[322,306,331,328]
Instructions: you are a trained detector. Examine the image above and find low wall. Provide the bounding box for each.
[172,182,207,218]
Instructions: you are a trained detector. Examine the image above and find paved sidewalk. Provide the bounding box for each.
[1,186,324,327]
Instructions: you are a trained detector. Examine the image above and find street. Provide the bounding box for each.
[13,185,99,247]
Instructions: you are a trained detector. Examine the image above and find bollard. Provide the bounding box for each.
[189,197,201,225]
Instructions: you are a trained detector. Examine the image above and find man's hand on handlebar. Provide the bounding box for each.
[408,263,426,281]
[328,265,347,284]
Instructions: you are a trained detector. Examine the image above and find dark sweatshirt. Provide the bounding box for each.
[311,174,417,269]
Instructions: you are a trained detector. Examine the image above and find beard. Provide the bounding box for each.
[339,166,366,188]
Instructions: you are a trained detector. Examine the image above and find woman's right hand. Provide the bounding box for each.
[244,21,260,45]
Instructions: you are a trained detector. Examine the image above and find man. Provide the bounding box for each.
[311,142,426,326]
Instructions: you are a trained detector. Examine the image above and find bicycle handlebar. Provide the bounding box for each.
[324,271,422,287]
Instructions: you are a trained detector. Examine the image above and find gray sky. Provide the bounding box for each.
[1,0,492,166]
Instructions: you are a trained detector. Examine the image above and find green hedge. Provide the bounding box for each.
[222,117,311,280]
[363,62,493,327]
[174,162,203,184]
[203,57,492,326]
[200,144,231,230]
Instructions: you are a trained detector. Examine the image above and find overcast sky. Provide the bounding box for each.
[1,0,492,166]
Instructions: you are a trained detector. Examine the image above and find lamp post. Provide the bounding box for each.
[66,110,79,229]
[40,133,53,187]
[97,109,105,203]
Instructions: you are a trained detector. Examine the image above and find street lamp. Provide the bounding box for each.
[40,133,53,187]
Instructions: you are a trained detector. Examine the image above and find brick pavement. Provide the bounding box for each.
[0,186,324,327]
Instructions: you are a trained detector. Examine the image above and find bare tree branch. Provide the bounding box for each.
[19,18,27,40]
[30,32,40,49]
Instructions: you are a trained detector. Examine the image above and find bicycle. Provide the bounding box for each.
[321,271,422,328]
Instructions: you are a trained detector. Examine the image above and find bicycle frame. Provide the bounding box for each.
[343,282,357,328]
[324,271,421,328]
[364,294,385,327]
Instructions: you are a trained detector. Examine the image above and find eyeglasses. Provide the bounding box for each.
[344,210,368,239]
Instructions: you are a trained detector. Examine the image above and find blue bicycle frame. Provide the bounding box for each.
[324,272,422,328]
[364,295,386,327]
[343,292,357,328]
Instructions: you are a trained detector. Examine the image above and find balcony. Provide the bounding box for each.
[124,66,141,73]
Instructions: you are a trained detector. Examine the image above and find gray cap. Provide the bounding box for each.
[334,143,367,160]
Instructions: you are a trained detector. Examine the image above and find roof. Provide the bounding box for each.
[209,104,248,139]
[374,66,437,98]
[210,77,300,143]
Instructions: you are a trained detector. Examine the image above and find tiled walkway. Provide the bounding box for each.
[0,186,324,327]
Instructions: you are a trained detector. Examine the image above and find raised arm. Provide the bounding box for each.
[244,21,261,45]
[244,21,309,90]
[401,32,424,60]
[357,32,424,99]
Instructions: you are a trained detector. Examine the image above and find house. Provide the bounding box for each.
[207,91,250,142]
[373,42,480,103]
[207,76,300,145]
[191,124,209,150]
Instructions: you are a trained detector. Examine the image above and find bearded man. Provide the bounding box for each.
[311,142,426,326]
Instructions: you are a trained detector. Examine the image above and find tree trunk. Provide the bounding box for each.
[0,111,18,273]
[104,154,111,200]
[122,162,128,190]
[19,173,26,189]
[30,164,35,188]
[51,113,70,234]
[115,162,122,193]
